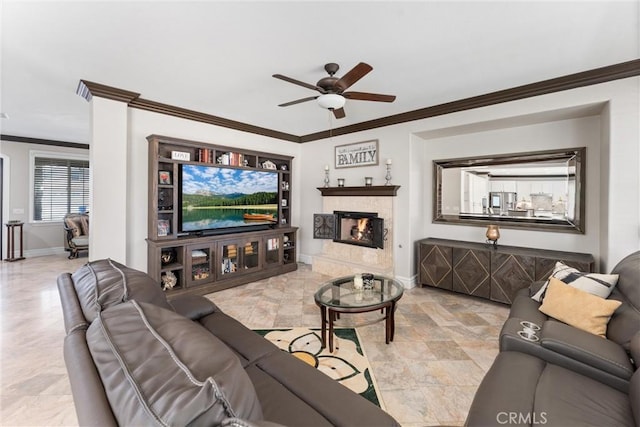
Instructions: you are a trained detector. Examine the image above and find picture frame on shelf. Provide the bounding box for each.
[158,170,172,185]
[157,220,171,237]
[335,139,379,169]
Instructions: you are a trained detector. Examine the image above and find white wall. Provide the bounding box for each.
[420,115,601,255]
[407,78,639,272]
[90,97,129,263]
[300,77,639,277]
[122,109,301,271]
[83,76,639,277]
[0,139,89,257]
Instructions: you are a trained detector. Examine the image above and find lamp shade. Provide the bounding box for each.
[317,94,346,110]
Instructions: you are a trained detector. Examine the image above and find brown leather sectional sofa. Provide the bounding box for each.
[466,251,640,426]
[57,259,399,427]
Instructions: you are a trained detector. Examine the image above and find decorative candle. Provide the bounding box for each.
[324,164,329,171]
[353,274,363,290]
[386,158,392,165]
[365,177,373,186]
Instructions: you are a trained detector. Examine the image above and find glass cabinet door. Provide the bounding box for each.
[218,238,261,277]
[187,245,212,286]
[220,242,239,276]
[264,236,282,267]
[240,240,260,271]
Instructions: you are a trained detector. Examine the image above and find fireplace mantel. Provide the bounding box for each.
[317,185,400,197]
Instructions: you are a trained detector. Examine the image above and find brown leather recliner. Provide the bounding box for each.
[466,251,640,426]
[58,259,399,427]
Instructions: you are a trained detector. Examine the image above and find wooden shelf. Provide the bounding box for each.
[147,134,297,296]
[317,185,400,197]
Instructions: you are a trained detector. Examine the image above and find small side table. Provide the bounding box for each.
[5,222,25,262]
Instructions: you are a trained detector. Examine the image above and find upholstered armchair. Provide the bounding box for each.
[63,213,89,259]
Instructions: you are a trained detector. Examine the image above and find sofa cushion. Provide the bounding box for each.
[466,351,635,427]
[539,278,621,337]
[87,300,263,426]
[533,363,634,426]
[532,261,618,302]
[72,258,172,322]
[606,251,640,351]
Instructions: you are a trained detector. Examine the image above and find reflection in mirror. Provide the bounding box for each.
[433,148,585,233]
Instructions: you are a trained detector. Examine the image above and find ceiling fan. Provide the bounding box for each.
[273,62,396,119]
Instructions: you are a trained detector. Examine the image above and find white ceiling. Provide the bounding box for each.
[1,1,638,144]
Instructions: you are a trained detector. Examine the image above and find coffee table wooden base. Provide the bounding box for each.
[318,301,398,352]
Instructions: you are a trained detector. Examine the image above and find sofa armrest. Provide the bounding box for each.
[168,294,218,320]
[64,330,117,426]
[57,272,89,334]
[540,320,634,380]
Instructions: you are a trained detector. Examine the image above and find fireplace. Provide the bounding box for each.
[312,191,396,277]
[334,211,384,249]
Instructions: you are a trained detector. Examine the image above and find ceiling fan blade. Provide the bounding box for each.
[278,96,318,107]
[333,107,346,119]
[273,74,325,93]
[335,62,373,91]
[343,91,396,102]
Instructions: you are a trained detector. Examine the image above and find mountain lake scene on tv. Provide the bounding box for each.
[182,165,279,230]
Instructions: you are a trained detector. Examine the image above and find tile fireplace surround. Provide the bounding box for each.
[313,194,395,277]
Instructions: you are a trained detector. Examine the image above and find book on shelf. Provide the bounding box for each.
[197,148,215,163]
[229,152,245,166]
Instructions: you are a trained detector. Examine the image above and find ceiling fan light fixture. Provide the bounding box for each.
[317,94,345,110]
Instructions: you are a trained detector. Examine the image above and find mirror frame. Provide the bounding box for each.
[433,147,586,233]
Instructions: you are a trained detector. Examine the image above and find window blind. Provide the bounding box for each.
[33,157,90,221]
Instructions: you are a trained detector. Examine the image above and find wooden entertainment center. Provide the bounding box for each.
[147,135,297,296]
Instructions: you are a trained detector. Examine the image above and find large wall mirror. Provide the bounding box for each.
[433,147,585,233]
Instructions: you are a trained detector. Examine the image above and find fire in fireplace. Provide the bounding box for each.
[334,211,384,249]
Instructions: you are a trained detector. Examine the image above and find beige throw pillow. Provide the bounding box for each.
[539,277,622,337]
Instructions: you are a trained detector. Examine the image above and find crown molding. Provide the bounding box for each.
[129,98,299,142]
[76,80,140,103]
[299,58,640,142]
[77,58,640,144]
[0,134,89,149]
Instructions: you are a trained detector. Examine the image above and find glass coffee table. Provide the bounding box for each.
[314,274,404,352]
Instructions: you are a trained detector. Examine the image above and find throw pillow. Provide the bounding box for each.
[531,261,619,302]
[539,277,622,337]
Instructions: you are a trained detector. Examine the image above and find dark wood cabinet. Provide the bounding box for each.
[490,252,536,304]
[418,242,453,291]
[452,247,491,299]
[147,134,297,296]
[417,238,595,304]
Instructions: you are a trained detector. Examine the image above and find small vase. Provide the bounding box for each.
[486,225,500,247]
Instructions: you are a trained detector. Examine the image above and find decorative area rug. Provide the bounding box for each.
[253,327,382,408]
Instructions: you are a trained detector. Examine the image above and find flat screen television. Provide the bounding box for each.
[180,164,279,234]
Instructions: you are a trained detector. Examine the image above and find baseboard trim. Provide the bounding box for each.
[22,247,67,258]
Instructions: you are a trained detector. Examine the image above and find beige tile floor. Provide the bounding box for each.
[0,254,509,426]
